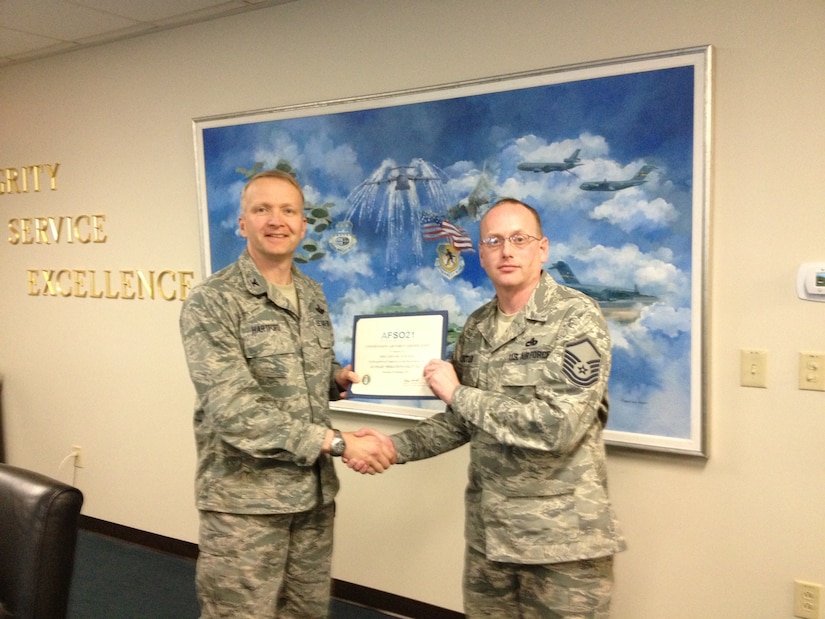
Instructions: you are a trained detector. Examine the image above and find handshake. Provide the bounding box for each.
[328,358,460,474]
[337,429,397,475]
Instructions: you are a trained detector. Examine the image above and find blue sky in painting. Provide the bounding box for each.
[199,64,698,439]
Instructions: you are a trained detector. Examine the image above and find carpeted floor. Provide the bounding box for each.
[68,530,395,618]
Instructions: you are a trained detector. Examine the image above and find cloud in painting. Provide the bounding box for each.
[589,192,678,232]
[551,241,688,305]
[318,248,375,284]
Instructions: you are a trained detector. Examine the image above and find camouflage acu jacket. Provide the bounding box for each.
[180,250,341,514]
[393,272,626,564]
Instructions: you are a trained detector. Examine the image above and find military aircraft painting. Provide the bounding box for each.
[362,165,440,191]
[550,260,657,322]
[447,164,496,221]
[579,164,656,191]
[517,149,582,174]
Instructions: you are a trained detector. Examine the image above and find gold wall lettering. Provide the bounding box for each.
[26,269,195,301]
[4,163,200,301]
[8,214,108,244]
[0,164,60,195]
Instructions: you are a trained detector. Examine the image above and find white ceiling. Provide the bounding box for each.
[0,0,297,68]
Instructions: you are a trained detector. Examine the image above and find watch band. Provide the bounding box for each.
[329,429,346,457]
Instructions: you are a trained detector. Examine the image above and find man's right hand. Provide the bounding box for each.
[342,428,397,474]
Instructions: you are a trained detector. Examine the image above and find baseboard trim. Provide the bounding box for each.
[80,515,199,559]
[331,580,463,619]
[79,516,463,618]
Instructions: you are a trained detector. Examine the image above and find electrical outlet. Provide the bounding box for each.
[72,445,84,468]
[794,580,822,619]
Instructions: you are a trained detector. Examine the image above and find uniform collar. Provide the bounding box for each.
[480,271,557,344]
[520,271,558,322]
[237,249,300,297]
[489,271,557,323]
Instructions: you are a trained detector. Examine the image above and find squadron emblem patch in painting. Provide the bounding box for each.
[329,220,358,255]
[436,243,465,279]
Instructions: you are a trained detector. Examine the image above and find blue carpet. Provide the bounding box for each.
[69,530,199,618]
[69,530,394,618]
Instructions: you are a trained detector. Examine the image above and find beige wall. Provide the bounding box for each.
[1,0,824,616]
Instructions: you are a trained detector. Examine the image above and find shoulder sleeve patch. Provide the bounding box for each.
[562,338,602,387]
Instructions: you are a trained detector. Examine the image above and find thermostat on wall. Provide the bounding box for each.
[797,262,825,302]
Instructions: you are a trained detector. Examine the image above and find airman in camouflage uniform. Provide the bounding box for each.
[180,170,392,618]
[391,199,626,617]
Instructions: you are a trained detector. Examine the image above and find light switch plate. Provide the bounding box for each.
[740,349,768,388]
[799,352,825,391]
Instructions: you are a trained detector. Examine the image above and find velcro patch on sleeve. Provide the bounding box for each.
[562,338,601,387]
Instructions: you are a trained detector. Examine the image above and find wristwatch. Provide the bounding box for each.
[329,429,346,457]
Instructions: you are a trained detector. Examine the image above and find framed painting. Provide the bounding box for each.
[193,45,712,456]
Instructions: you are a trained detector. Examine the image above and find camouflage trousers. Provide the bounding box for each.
[464,546,614,618]
[196,503,335,618]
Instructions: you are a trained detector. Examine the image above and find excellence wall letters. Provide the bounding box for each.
[26,268,194,300]
[4,162,197,300]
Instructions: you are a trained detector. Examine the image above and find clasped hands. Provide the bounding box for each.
[336,358,460,474]
[340,428,396,475]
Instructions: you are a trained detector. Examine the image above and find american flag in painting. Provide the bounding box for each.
[420,212,475,252]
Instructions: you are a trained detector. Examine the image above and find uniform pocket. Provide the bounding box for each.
[244,337,298,382]
[482,486,582,561]
[454,359,480,388]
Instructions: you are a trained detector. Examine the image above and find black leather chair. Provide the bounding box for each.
[0,378,5,463]
[0,463,84,619]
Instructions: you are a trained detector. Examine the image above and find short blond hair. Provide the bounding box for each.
[240,169,305,211]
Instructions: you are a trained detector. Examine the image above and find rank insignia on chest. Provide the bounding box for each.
[562,338,601,387]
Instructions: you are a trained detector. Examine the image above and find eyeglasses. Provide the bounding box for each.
[479,234,541,249]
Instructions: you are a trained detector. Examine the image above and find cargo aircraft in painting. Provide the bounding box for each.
[363,165,440,191]
[517,149,582,174]
[550,260,657,322]
[579,164,656,191]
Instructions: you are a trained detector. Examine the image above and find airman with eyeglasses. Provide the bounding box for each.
[476,200,550,315]
[350,197,623,618]
[479,233,541,249]
[391,198,622,617]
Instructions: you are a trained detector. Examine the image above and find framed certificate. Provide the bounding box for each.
[350,311,448,399]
